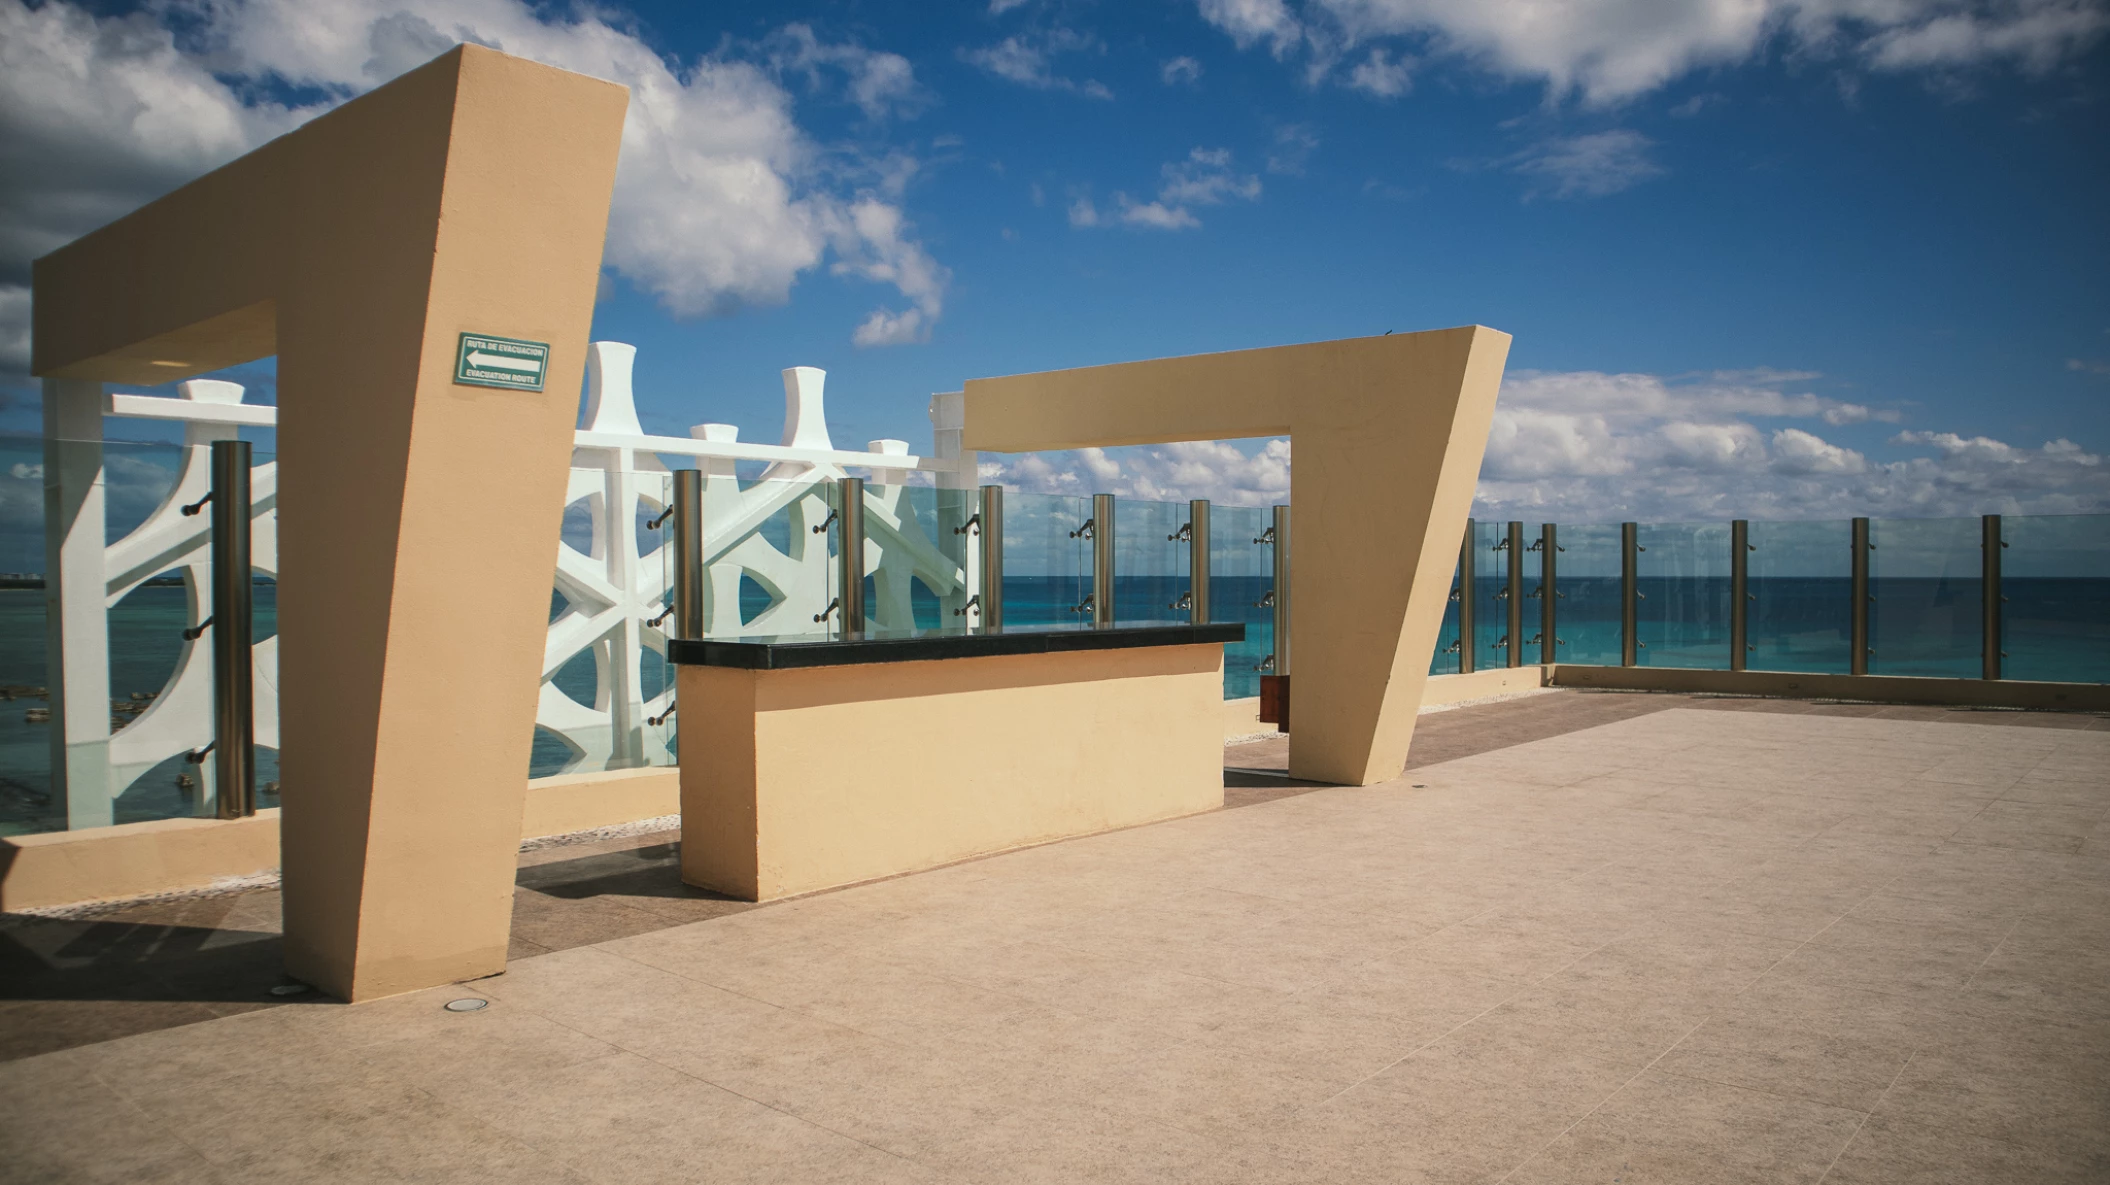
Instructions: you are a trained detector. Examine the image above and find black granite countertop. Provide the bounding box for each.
[666,621,1246,670]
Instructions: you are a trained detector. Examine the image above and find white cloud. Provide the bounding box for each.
[1771,426,1867,473]
[1477,369,2107,519]
[1197,0,1303,56]
[0,285,30,372]
[0,0,945,364]
[1161,55,1205,85]
[1504,130,1665,199]
[981,366,2104,521]
[762,23,927,121]
[1118,202,1204,231]
[2069,358,2110,376]
[960,30,1113,98]
[1159,148,1263,205]
[1074,148,1262,233]
[831,198,949,346]
[1347,47,1413,96]
[1194,0,2110,104]
[984,438,1294,505]
[1266,123,1321,174]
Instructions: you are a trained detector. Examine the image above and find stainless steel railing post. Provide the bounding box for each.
[979,485,1004,631]
[671,470,703,639]
[1620,522,1639,667]
[1188,499,1210,624]
[1850,517,1871,676]
[1091,492,1115,627]
[210,440,254,820]
[1271,505,1291,677]
[1730,519,1749,672]
[1539,523,1559,665]
[1982,514,2004,681]
[1505,521,1523,669]
[838,477,866,637]
[1457,519,1475,675]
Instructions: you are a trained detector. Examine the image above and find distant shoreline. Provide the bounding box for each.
[0,578,278,590]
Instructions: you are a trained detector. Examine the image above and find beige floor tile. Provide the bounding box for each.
[1654,1009,1917,1111]
[446,1050,945,1184]
[1291,957,1521,1040]
[1821,1115,2103,1185]
[1547,927,1802,1007]
[1463,980,1713,1070]
[1385,914,1608,987]
[0,1048,225,1185]
[911,1100,1315,1185]
[1505,1069,1868,1185]
[9,702,2106,1184]
[1349,1022,1638,1177]
[1875,1044,2110,1158]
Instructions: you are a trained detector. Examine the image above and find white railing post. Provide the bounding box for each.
[928,391,980,624]
[86,342,961,785]
[42,378,112,829]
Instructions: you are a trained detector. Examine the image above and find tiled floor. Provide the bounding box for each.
[3,695,2107,1182]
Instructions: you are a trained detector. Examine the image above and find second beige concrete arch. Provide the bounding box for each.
[962,326,1510,785]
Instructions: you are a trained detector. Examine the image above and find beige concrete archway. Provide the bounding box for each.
[963,326,1511,785]
[33,46,628,1000]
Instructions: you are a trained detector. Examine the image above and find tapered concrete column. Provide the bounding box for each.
[31,47,629,1000]
[963,327,1509,785]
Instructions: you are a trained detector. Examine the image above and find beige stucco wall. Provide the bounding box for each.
[0,811,283,913]
[963,328,1511,787]
[30,47,628,999]
[1423,666,1548,706]
[519,768,679,840]
[679,645,1227,902]
[1,768,683,913]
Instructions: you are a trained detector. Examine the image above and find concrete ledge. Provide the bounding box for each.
[1424,666,1549,706]
[1550,664,2110,710]
[520,767,679,841]
[0,809,283,912]
[3,766,684,912]
[1225,696,1266,739]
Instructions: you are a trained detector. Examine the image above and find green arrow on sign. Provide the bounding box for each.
[455,333,550,392]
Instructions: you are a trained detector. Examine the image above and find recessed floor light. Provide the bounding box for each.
[444,998,490,1013]
[268,983,310,997]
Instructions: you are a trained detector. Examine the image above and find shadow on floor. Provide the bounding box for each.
[515,842,743,903]
[0,918,314,1062]
[0,918,286,1003]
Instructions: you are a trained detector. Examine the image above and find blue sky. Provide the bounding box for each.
[3,0,2108,519]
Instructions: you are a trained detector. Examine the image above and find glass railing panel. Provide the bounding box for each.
[3,434,280,835]
[860,481,967,636]
[1469,521,1507,669]
[1636,522,1731,669]
[1431,556,1462,675]
[1869,516,1982,679]
[998,490,1093,631]
[1746,519,1851,674]
[536,462,679,779]
[1209,504,1273,699]
[1112,498,1190,626]
[1553,524,1623,665]
[2001,513,2110,684]
[877,480,974,632]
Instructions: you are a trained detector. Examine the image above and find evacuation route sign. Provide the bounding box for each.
[454,333,550,392]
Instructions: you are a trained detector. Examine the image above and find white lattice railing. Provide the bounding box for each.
[44,342,974,824]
